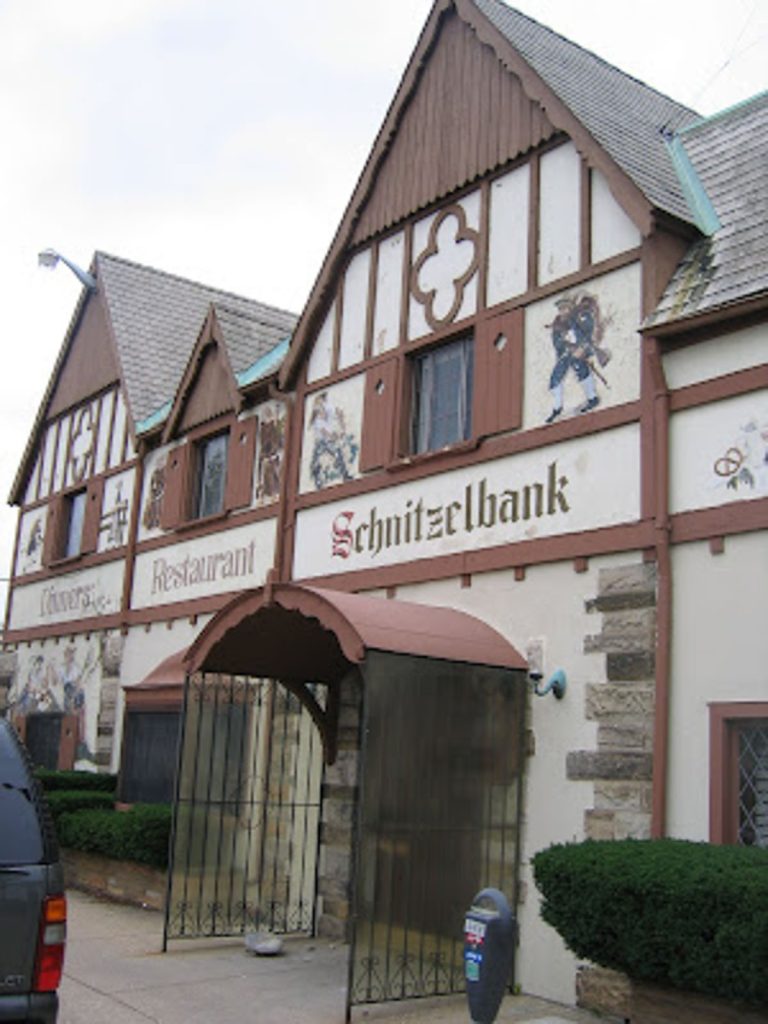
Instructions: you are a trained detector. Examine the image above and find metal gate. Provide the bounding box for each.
[164,673,324,944]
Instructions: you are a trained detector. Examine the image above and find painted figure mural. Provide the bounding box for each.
[11,644,98,765]
[254,404,286,504]
[712,415,768,494]
[545,293,612,423]
[308,391,359,490]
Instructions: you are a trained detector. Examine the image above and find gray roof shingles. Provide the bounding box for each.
[94,252,296,427]
[646,92,768,328]
[473,0,700,223]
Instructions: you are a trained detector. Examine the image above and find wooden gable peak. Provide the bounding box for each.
[161,307,241,443]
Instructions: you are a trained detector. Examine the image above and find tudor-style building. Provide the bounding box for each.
[4,0,767,1016]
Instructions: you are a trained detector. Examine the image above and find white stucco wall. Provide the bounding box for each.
[666,533,768,841]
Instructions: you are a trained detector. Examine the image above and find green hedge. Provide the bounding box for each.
[57,804,171,869]
[45,789,115,824]
[532,839,768,1006]
[35,769,117,793]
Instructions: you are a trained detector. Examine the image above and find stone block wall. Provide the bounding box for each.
[316,670,362,941]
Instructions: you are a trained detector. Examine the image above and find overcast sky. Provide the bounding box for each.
[0,0,765,617]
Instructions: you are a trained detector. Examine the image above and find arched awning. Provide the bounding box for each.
[124,647,188,709]
[184,582,527,680]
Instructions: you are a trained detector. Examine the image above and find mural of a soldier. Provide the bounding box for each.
[545,294,611,424]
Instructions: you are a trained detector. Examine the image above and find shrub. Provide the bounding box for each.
[532,839,768,1006]
[45,789,115,824]
[35,769,117,793]
[57,804,171,869]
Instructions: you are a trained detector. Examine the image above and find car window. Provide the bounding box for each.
[0,783,45,865]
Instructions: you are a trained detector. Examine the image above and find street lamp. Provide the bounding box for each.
[37,249,96,290]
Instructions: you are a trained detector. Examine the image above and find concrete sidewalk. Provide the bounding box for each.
[60,889,616,1024]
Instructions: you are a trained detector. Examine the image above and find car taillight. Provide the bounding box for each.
[32,894,67,992]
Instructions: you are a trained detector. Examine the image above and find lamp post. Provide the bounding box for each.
[37,249,96,290]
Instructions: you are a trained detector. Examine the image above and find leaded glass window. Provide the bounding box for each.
[738,720,768,847]
[195,433,228,518]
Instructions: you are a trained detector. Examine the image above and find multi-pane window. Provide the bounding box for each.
[738,720,768,847]
[63,490,87,558]
[411,335,473,454]
[194,433,228,519]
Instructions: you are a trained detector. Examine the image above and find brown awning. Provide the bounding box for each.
[124,647,187,708]
[184,583,526,683]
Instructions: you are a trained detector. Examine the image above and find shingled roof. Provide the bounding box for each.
[645,92,768,330]
[95,252,296,429]
[473,0,700,224]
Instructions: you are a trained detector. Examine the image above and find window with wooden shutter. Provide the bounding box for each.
[41,497,65,567]
[473,307,524,439]
[224,419,256,510]
[360,357,400,471]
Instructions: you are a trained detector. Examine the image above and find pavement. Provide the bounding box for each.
[60,889,618,1024]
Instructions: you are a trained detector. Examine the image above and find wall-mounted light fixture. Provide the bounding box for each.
[530,668,567,700]
[38,248,96,290]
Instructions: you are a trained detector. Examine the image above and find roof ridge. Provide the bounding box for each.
[679,88,768,136]
[478,0,699,120]
[94,251,296,318]
[213,301,296,323]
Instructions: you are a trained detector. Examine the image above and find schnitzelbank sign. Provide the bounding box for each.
[293,425,640,578]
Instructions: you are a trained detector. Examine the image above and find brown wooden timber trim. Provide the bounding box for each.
[478,179,491,310]
[668,363,768,412]
[671,497,768,545]
[6,612,124,646]
[294,401,641,511]
[580,157,591,270]
[709,536,725,555]
[331,279,343,375]
[132,503,279,555]
[363,242,378,361]
[16,457,141,518]
[120,455,144,616]
[292,520,653,594]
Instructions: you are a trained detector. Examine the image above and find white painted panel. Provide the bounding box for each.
[299,374,364,494]
[97,469,135,552]
[40,425,57,499]
[338,248,371,370]
[23,455,41,506]
[15,507,46,576]
[307,302,336,384]
[538,142,581,285]
[487,164,530,307]
[8,559,124,630]
[109,392,127,468]
[664,322,768,390]
[52,415,70,493]
[94,389,115,476]
[524,262,642,429]
[670,391,768,513]
[667,535,768,842]
[293,423,640,578]
[136,444,171,543]
[131,517,276,610]
[590,168,641,263]
[372,231,405,356]
[409,192,481,341]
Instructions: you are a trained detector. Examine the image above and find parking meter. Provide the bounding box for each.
[463,888,516,1024]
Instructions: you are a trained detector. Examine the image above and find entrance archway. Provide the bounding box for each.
[163,583,528,1014]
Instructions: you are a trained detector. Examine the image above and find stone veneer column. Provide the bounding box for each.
[96,633,123,769]
[316,669,362,941]
[567,561,657,1018]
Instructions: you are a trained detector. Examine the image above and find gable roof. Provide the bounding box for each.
[10,253,296,505]
[95,252,296,431]
[280,0,700,388]
[645,92,768,331]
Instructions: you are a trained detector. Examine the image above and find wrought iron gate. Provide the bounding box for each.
[164,673,323,944]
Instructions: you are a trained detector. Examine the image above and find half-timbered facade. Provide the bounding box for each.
[3,0,767,1014]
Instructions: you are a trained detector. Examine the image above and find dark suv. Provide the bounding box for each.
[0,719,66,1023]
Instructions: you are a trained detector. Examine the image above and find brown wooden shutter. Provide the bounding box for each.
[225,420,256,510]
[41,496,65,567]
[57,715,78,770]
[473,307,524,439]
[359,357,400,472]
[81,478,105,554]
[160,444,192,530]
